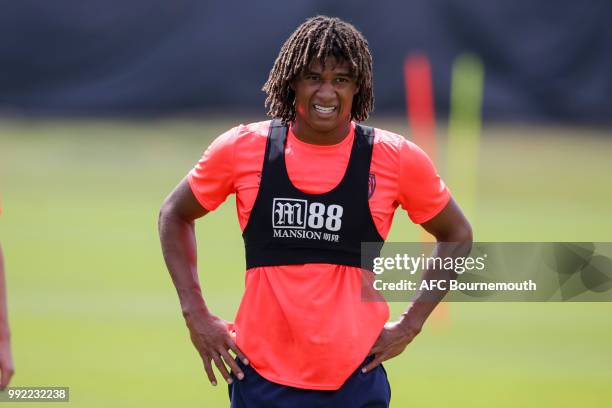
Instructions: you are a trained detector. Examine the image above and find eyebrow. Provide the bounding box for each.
[303,69,354,77]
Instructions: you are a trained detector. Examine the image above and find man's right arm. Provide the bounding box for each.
[158,177,247,386]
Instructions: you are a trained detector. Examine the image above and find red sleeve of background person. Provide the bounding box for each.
[187,121,450,390]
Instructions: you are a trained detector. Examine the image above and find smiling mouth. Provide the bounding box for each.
[313,104,337,114]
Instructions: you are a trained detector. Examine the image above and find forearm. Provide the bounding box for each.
[399,240,472,331]
[158,209,210,319]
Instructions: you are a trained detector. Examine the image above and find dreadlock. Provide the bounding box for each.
[262,16,374,122]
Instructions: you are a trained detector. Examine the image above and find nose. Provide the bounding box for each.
[316,80,336,101]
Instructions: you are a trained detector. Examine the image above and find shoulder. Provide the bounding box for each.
[365,126,409,167]
[368,125,431,164]
[211,120,270,145]
[204,120,270,158]
[367,125,438,186]
[370,127,407,151]
[215,120,270,155]
[236,120,271,141]
[232,121,270,161]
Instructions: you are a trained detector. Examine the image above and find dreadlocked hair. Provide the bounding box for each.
[262,16,374,122]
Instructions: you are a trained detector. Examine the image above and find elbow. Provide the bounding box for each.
[158,199,169,224]
[438,220,473,245]
[158,197,177,230]
[451,222,473,255]
[456,221,473,243]
[158,195,195,232]
[437,221,473,243]
[432,222,473,259]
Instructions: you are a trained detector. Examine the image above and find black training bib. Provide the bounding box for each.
[242,119,384,269]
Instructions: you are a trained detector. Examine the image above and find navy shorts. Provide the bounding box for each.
[228,356,391,408]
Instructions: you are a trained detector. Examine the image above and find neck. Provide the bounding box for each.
[292,120,352,146]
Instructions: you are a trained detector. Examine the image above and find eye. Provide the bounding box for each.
[305,74,320,81]
[335,77,350,83]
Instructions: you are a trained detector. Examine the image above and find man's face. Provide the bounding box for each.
[292,57,359,137]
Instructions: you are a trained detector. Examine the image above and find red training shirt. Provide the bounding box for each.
[188,120,450,390]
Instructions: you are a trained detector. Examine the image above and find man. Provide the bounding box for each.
[159,16,472,407]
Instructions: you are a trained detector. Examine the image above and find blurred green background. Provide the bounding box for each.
[1,117,611,407]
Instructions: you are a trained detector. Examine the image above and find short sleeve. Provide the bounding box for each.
[397,139,451,224]
[187,127,238,211]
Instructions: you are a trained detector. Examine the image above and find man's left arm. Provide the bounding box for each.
[363,197,472,372]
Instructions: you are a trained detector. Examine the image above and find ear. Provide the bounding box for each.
[353,86,360,95]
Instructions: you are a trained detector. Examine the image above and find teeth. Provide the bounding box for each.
[314,105,336,113]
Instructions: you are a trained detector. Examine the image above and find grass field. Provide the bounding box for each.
[1,117,611,407]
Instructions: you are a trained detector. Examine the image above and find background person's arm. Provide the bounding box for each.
[0,243,15,390]
[363,198,472,372]
[158,177,248,386]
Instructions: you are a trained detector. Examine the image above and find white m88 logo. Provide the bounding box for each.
[273,198,343,232]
